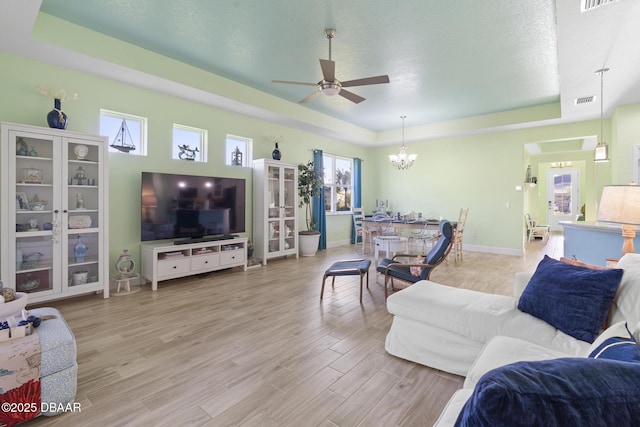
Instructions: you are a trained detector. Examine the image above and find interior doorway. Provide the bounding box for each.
[546,168,580,231]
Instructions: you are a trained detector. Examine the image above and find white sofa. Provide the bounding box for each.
[384,253,640,426]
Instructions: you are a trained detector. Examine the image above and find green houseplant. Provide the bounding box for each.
[298,160,323,256]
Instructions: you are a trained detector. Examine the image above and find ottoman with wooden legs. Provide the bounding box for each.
[321,259,372,303]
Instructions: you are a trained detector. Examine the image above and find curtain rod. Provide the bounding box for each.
[310,148,364,162]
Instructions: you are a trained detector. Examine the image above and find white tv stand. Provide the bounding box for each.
[141,237,248,291]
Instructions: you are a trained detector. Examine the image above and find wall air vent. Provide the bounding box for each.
[581,0,619,12]
[575,95,596,105]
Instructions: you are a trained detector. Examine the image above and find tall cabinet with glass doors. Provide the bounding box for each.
[1,122,110,302]
[252,159,298,265]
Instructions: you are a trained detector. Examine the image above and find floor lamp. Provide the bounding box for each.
[597,185,640,256]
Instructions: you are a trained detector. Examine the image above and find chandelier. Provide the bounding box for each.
[389,115,417,170]
[594,67,610,162]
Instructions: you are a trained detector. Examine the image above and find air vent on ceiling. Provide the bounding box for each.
[575,95,596,105]
[581,0,619,12]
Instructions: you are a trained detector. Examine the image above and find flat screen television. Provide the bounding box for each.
[141,171,246,242]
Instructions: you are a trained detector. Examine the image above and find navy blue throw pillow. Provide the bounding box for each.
[455,358,640,427]
[588,322,640,362]
[518,256,623,343]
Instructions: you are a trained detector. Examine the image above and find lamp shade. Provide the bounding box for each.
[595,142,609,162]
[597,185,640,225]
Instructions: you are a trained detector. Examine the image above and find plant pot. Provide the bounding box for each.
[299,233,320,256]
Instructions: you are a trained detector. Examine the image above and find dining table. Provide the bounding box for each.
[362,217,457,262]
[362,217,443,231]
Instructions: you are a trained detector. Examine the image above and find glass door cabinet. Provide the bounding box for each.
[252,159,298,265]
[1,122,109,302]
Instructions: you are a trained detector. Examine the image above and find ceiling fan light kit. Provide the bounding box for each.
[272,28,389,104]
[320,81,340,96]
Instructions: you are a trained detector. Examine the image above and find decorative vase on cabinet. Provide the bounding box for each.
[252,159,298,265]
[272,143,282,160]
[0,122,110,302]
[46,98,68,130]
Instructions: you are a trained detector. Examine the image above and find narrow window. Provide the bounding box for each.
[100,110,147,155]
[225,134,252,167]
[173,124,207,162]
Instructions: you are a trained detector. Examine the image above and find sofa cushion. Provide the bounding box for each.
[464,336,571,389]
[434,389,473,427]
[386,281,590,358]
[518,255,623,343]
[610,253,640,327]
[587,321,640,362]
[455,358,640,427]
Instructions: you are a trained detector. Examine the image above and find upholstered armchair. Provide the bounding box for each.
[376,220,454,297]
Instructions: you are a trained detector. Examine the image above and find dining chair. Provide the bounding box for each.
[352,207,376,252]
[453,208,469,262]
[525,213,549,243]
[408,221,438,254]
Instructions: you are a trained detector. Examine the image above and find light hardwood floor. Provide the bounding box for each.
[27,234,562,426]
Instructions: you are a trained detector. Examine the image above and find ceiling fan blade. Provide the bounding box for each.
[319,59,335,82]
[338,89,365,104]
[341,75,390,88]
[300,90,321,104]
[272,80,318,86]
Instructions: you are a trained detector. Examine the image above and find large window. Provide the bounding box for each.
[323,154,353,213]
[225,135,252,167]
[172,124,207,162]
[100,110,147,155]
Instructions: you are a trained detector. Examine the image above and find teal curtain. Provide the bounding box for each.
[351,158,362,243]
[312,149,326,250]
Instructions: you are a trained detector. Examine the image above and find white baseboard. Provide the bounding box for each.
[327,239,352,249]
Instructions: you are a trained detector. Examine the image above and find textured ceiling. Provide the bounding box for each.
[37,0,562,132]
[3,0,640,144]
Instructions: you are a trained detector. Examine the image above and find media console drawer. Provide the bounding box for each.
[157,258,191,277]
[220,250,243,265]
[191,253,220,271]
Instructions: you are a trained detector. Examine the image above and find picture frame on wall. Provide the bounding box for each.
[16,192,29,210]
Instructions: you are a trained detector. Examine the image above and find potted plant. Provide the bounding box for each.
[298,160,323,256]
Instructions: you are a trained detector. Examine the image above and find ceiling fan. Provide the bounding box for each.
[272,28,390,104]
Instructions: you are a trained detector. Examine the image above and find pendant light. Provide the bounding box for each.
[594,68,610,162]
[389,115,417,170]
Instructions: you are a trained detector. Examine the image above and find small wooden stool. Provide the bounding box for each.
[114,274,138,293]
[321,259,372,303]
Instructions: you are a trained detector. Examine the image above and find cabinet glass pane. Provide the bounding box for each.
[284,219,296,251]
[268,165,280,211]
[283,166,295,212]
[67,232,100,287]
[268,220,280,253]
[16,235,54,294]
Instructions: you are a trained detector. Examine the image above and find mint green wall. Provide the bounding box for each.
[372,132,525,251]
[3,45,640,270]
[0,52,376,272]
[611,103,640,184]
